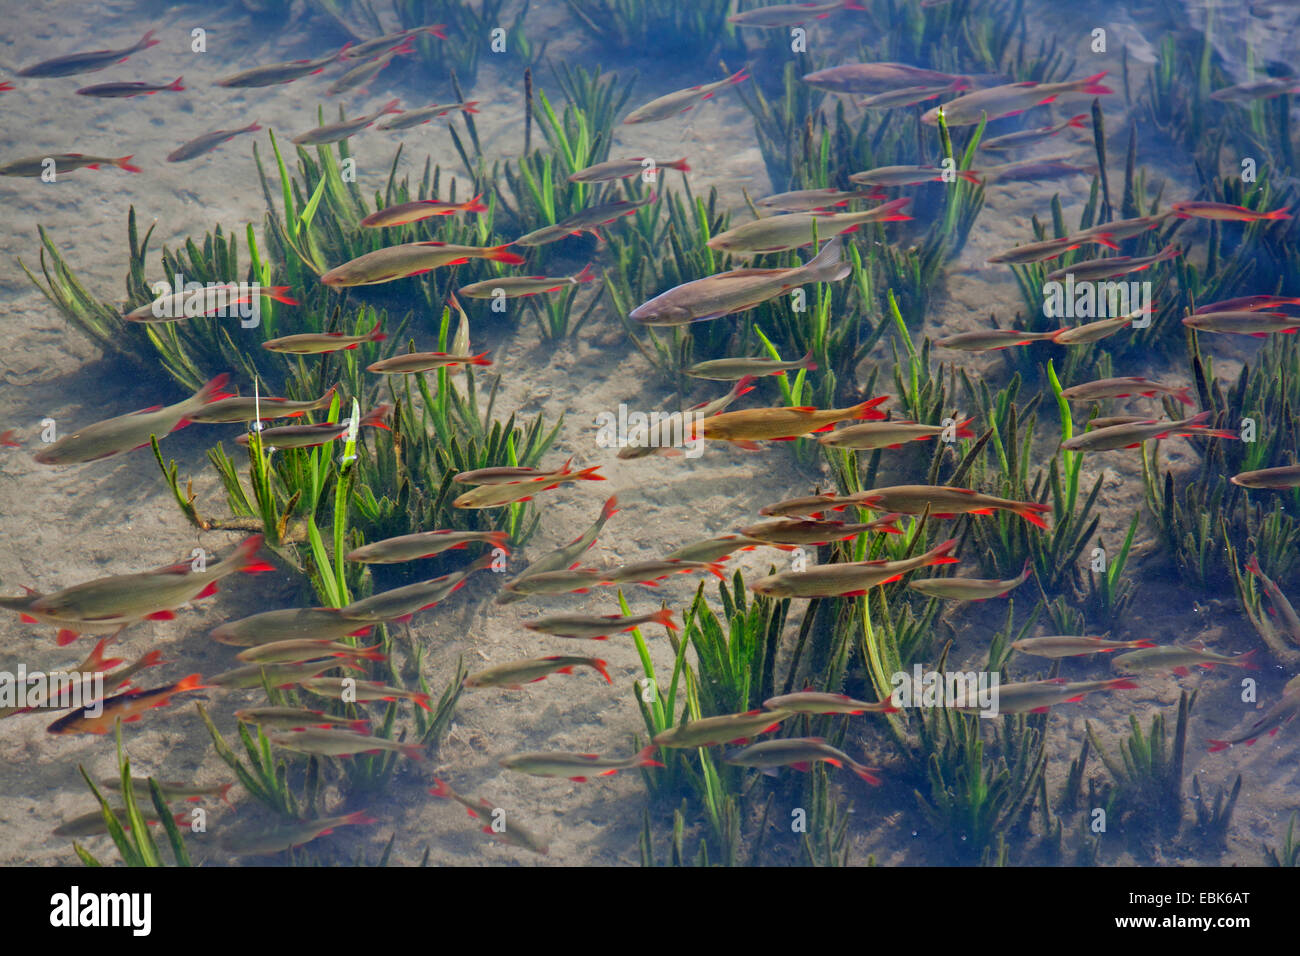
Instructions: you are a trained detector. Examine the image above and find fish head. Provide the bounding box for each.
[629,302,692,326]
[749,575,792,598]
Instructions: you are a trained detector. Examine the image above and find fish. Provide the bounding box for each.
[1231,464,1300,490]
[0,83,11,93]
[1011,635,1158,658]
[1170,201,1291,222]
[235,640,386,665]
[499,568,610,597]
[922,72,1114,126]
[851,485,1051,528]
[165,122,262,162]
[47,674,205,735]
[1209,77,1300,102]
[848,166,981,187]
[599,560,728,587]
[215,44,352,87]
[234,707,370,733]
[343,24,448,59]
[0,638,124,718]
[522,608,678,640]
[978,115,1089,151]
[374,101,480,129]
[1206,675,1300,751]
[653,709,795,748]
[454,462,581,485]
[723,737,882,783]
[124,284,297,324]
[737,516,902,546]
[453,465,605,509]
[498,746,664,781]
[986,233,1120,264]
[980,158,1097,184]
[428,778,549,854]
[664,534,769,563]
[0,152,140,178]
[750,538,960,598]
[705,199,913,254]
[18,29,159,78]
[859,85,959,109]
[1181,311,1300,336]
[759,491,874,518]
[1245,557,1300,646]
[359,194,488,228]
[101,779,235,806]
[513,193,657,245]
[1059,411,1239,452]
[629,235,852,326]
[1044,246,1181,282]
[326,39,412,96]
[623,68,749,124]
[75,77,184,97]
[296,676,434,712]
[496,497,618,603]
[908,561,1032,601]
[1112,642,1260,675]
[207,657,362,690]
[221,810,375,856]
[292,99,403,146]
[337,555,491,623]
[762,691,898,715]
[686,350,817,381]
[464,656,612,689]
[691,396,890,447]
[210,607,372,646]
[34,374,232,465]
[817,417,977,449]
[101,648,166,694]
[1194,295,1300,314]
[1072,213,1174,242]
[269,728,424,760]
[458,265,598,299]
[320,240,524,286]
[0,430,19,448]
[1050,310,1144,345]
[802,62,970,95]
[234,404,391,449]
[617,377,757,458]
[366,351,492,374]
[185,386,338,424]
[933,329,1061,351]
[754,188,883,211]
[568,157,690,183]
[1085,415,1151,430]
[947,677,1138,714]
[346,529,509,564]
[727,0,867,27]
[1060,376,1193,405]
[54,807,187,838]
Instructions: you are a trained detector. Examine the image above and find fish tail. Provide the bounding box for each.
[924,538,961,566]
[592,659,613,684]
[1206,739,1231,753]
[635,744,666,769]
[843,0,869,9]
[796,350,818,372]
[599,495,620,523]
[574,263,599,284]
[1067,113,1089,128]
[667,158,691,172]
[652,607,679,631]
[81,637,121,673]
[429,778,454,799]
[731,374,759,399]
[872,196,914,220]
[1245,555,1262,576]
[400,742,427,761]
[114,155,143,173]
[1089,233,1120,250]
[956,169,983,184]
[359,403,394,430]
[851,395,890,420]
[1076,71,1113,95]
[1013,502,1051,530]
[261,285,298,305]
[0,429,19,447]
[1260,207,1293,220]
[1233,649,1261,670]
[354,644,387,662]
[707,562,728,579]
[485,243,526,265]
[572,465,606,482]
[955,416,977,439]
[462,192,489,213]
[138,29,159,50]
[428,23,449,40]
[341,810,378,826]
[313,384,339,409]
[410,691,434,711]
[174,673,206,694]
[1155,244,1182,262]
[168,77,185,92]
[460,101,480,114]
[245,121,264,133]
[379,98,402,115]
[388,38,416,56]
[1105,678,1139,691]
[335,41,355,59]
[217,782,236,807]
[0,82,13,93]
[467,350,492,366]
[362,318,386,342]
[229,534,275,574]
[849,761,883,786]
[192,373,234,408]
[727,67,750,86]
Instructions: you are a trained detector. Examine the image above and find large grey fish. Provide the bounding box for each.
[705,199,913,254]
[802,62,969,95]
[185,387,337,424]
[1060,411,1238,452]
[922,72,1114,126]
[18,29,159,77]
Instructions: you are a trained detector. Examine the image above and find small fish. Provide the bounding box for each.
[1209,77,1300,103]
[497,497,618,603]
[1060,376,1193,405]
[76,77,184,98]
[1194,295,1300,314]
[617,378,757,458]
[1170,201,1290,222]
[34,374,232,465]
[0,152,142,177]
[706,199,913,254]
[54,807,186,838]
[948,677,1138,714]
[623,69,749,124]
[686,350,817,381]
[568,157,690,183]
[859,85,958,109]
[852,485,1051,528]
[1182,311,1300,336]
[1085,415,1151,430]
[0,83,12,93]
[986,233,1119,264]
[453,465,605,509]
[1113,643,1259,676]
[848,166,981,187]
[292,99,403,146]
[458,265,598,299]
[185,386,338,424]
[221,810,375,856]
[337,555,491,623]
[321,240,523,286]
[327,39,412,96]
[933,329,1060,351]
[366,351,492,374]
[47,674,205,735]
[1245,557,1300,646]
[501,568,610,596]
[979,114,1089,151]
[802,62,970,95]
[464,656,612,689]
[737,516,901,546]
[375,101,479,129]
[207,657,361,690]
[514,193,657,246]
[428,778,549,854]
[18,29,159,78]
[235,639,386,665]
[664,534,768,563]
[124,284,297,324]
[759,491,873,518]
[1011,635,1158,659]
[599,560,728,588]
[234,404,391,449]
[165,122,262,162]
[454,462,579,485]
[980,157,1097,184]
[210,607,372,646]
[727,0,867,27]
[1072,213,1173,242]
[908,561,1032,601]
[723,737,881,783]
[342,24,448,60]
[270,728,424,760]
[101,778,235,806]
[499,746,664,781]
[1231,464,1300,490]
[818,417,976,449]
[922,72,1114,126]
[235,707,370,733]
[346,529,509,564]
[523,608,678,640]
[630,235,851,326]
[1050,310,1144,345]
[262,320,386,354]
[1044,246,1181,282]
[1060,411,1238,452]
[762,691,898,715]
[750,538,960,598]
[692,396,890,446]
[1206,675,1300,751]
[215,44,352,88]
[754,188,882,211]
[653,709,794,748]
[360,194,488,227]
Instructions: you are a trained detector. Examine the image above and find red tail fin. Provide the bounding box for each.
[599,496,620,522]
[592,659,612,684]
[852,395,890,420]
[377,98,402,116]
[341,810,378,826]
[173,673,206,693]
[652,607,679,631]
[0,430,19,448]
[467,351,492,366]
[364,319,386,342]
[261,285,298,306]
[954,416,976,439]
[114,155,143,173]
[427,24,449,40]
[574,263,598,283]
[461,192,489,213]
[635,744,666,768]
[138,29,159,50]
[232,535,274,574]
[1014,502,1051,530]
[1206,739,1231,753]
[797,350,818,372]
[667,158,691,172]
[359,404,393,430]
[1078,71,1113,95]
[1067,113,1089,128]
[429,778,453,799]
[872,196,914,220]
[1105,678,1139,691]
[486,243,526,265]
[168,77,185,92]
[572,465,606,482]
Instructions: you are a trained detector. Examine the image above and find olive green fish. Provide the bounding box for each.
[336,555,491,623]
[261,320,386,354]
[723,737,882,783]
[235,639,386,665]
[346,529,508,564]
[0,153,141,177]
[762,691,899,715]
[1011,635,1157,658]
[513,194,657,246]
[321,240,523,286]
[296,677,434,710]
[750,538,960,599]
[18,29,159,77]
[1232,464,1300,490]
[653,709,794,748]
[522,608,677,640]
[458,264,598,299]
[292,99,403,146]
[706,199,913,254]
[908,562,1032,601]
[210,607,372,646]
[464,656,612,689]
[922,72,1114,126]
[496,497,618,603]
[234,707,370,733]
[221,810,375,856]
[1112,642,1259,675]
[429,778,549,854]
[270,728,424,760]
[216,44,351,87]
[186,387,337,424]
[686,350,816,381]
[623,69,748,124]
[499,746,663,781]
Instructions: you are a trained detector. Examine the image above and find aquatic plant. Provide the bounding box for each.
[562,0,737,60]
[1264,813,1300,867]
